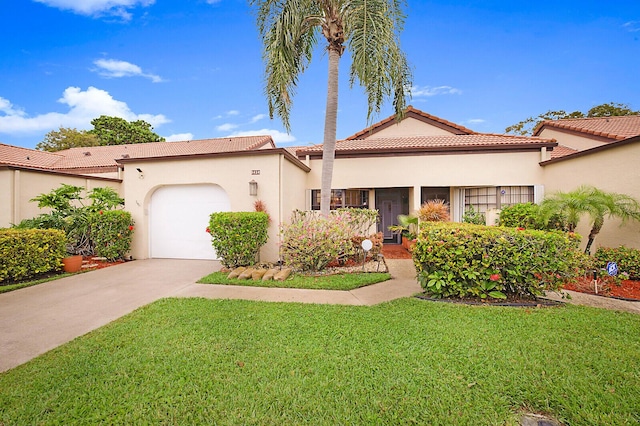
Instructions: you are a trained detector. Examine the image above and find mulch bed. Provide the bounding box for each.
[83,256,126,270]
[415,294,564,307]
[563,276,640,301]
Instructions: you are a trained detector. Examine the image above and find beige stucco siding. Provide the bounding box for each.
[538,128,608,151]
[122,152,307,261]
[367,117,457,138]
[306,151,546,190]
[542,141,640,250]
[0,168,121,228]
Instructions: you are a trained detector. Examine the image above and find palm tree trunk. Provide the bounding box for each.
[584,219,603,255]
[319,47,340,216]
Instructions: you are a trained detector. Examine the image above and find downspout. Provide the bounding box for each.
[278,153,284,263]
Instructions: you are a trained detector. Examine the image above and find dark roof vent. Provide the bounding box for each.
[83,151,91,156]
[121,154,130,159]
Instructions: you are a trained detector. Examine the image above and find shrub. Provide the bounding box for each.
[0,229,66,283]
[16,184,125,255]
[413,223,582,299]
[209,212,269,268]
[499,202,567,231]
[462,205,485,225]
[595,246,640,279]
[418,199,450,222]
[280,210,356,272]
[91,210,134,260]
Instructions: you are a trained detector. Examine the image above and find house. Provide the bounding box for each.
[2,107,639,261]
[536,115,640,249]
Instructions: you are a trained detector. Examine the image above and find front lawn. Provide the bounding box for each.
[198,271,390,290]
[1,298,639,424]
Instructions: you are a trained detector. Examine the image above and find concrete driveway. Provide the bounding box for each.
[0,259,218,373]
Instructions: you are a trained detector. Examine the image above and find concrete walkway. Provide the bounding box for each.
[1,257,638,373]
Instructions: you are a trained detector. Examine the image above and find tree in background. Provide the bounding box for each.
[539,186,640,255]
[505,102,639,136]
[36,128,100,152]
[89,115,165,145]
[251,0,412,215]
[36,116,165,151]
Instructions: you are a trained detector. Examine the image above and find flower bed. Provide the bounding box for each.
[563,276,640,301]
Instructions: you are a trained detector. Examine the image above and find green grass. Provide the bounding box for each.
[1,298,639,425]
[198,271,391,290]
[0,272,73,294]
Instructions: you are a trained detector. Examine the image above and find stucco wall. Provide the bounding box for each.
[0,168,121,228]
[538,128,608,151]
[367,117,457,138]
[122,152,307,262]
[306,151,546,190]
[542,141,640,250]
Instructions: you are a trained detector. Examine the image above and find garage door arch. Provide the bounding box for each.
[149,184,230,259]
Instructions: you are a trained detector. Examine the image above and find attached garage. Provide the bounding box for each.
[149,184,230,260]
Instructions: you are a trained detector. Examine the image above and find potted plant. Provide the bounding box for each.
[61,254,83,273]
[388,214,419,249]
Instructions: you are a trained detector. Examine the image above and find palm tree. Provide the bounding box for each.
[251,0,412,215]
[540,186,640,254]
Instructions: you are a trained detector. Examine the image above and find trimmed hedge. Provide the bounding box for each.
[208,212,269,268]
[413,223,582,299]
[498,202,567,231]
[595,246,640,279]
[91,210,134,261]
[0,229,66,283]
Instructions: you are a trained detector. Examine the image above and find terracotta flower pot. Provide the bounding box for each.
[62,255,83,273]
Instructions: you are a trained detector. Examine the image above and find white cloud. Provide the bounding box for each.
[165,133,194,142]
[411,85,462,97]
[227,110,240,116]
[34,0,155,20]
[623,21,640,32]
[467,119,485,124]
[93,59,164,83]
[250,114,267,123]
[216,123,238,132]
[0,86,169,134]
[206,0,222,3]
[0,97,26,117]
[227,129,296,144]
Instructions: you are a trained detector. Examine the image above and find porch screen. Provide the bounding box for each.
[464,186,534,213]
[311,189,369,210]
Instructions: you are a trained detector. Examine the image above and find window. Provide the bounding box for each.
[311,189,369,210]
[464,186,533,213]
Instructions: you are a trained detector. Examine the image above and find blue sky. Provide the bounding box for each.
[1,0,639,149]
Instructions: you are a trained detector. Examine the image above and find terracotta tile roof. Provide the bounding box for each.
[550,144,579,159]
[297,134,556,156]
[0,143,63,169]
[345,105,475,140]
[0,136,275,173]
[54,136,275,170]
[534,115,640,141]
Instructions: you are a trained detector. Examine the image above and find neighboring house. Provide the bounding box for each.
[534,115,640,152]
[2,107,639,261]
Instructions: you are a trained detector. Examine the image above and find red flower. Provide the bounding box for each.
[206,227,210,233]
[489,274,501,281]
[128,225,134,231]
[99,210,103,215]
[517,227,525,231]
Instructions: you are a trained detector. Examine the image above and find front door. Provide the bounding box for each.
[376,189,409,244]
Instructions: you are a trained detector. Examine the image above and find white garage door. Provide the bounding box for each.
[150,184,230,260]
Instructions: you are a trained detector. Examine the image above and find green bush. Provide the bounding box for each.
[15,184,125,255]
[208,212,269,268]
[0,229,66,283]
[281,210,356,272]
[595,246,640,279]
[413,223,582,299]
[91,210,134,261]
[499,202,567,231]
[462,205,485,225]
